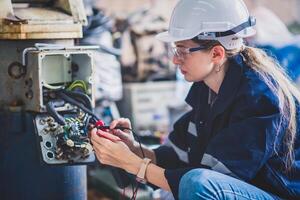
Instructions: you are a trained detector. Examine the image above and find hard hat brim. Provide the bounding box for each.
[235,27,256,38]
[155,31,190,43]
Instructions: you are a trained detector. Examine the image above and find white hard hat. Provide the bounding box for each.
[156,0,256,50]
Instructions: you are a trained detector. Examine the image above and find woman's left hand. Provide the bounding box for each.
[90,128,141,174]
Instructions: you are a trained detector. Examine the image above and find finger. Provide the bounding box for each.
[110,118,131,129]
[112,129,129,140]
[109,119,124,129]
[97,129,122,142]
[91,130,110,146]
[89,124,95,130]
[89,128,97,139]
[90,128,97,135]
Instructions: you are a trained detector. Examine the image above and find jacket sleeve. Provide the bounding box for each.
[203,92,286,181]
[153,111,193,169]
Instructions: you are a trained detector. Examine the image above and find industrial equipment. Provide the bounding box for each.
[23,44,97,164]
[0,1,97,199]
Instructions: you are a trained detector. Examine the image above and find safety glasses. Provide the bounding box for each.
[169,45,208,60]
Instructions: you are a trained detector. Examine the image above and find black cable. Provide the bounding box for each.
[46,101,66,125]
[84,115,92,136]
[57,91,99,122]
[61,90,93,111]
[62,90,96,126]
[131,181,139,200]
[132,130,145,159]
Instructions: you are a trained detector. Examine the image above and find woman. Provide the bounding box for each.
[90,0,300,199]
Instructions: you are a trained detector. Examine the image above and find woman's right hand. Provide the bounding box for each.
[110,118,138,152]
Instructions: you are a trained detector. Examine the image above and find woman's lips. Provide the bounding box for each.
[180,69,187,74]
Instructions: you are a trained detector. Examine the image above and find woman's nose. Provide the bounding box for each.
[172,56,182,65]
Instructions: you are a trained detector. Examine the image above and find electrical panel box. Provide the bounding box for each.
[22,44,98,165]
[23,46,94,112]
[118,81,176,133]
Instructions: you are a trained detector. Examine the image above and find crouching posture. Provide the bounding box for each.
[91,0,300,199]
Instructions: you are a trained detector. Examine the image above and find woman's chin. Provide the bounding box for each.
[184,75,203,82]
[183,75,194,82]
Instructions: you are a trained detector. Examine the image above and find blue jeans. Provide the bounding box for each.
[178,169,280,200]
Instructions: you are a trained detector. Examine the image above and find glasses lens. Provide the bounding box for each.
[168,46,178,59]
[172,47,187,59]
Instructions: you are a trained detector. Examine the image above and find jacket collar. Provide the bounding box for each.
[185,54,244,118]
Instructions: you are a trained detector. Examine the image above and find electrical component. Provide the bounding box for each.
[35,112,95,165]
[34,79,97,165]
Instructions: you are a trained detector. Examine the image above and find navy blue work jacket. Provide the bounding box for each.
[154,54,300,199]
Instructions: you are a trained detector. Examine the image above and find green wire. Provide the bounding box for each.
[67,80,88,93]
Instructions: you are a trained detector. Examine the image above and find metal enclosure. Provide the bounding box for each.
[24,47,94,112]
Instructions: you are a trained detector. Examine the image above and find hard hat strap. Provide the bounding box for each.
[197,16,256,39]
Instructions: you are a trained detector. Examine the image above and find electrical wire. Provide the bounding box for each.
[131,181,139,200]
[67,80,88,93]
[61,90,93,111]
[84,115,92,135]
[57,91,99,122]
[43,82,65,90]
[46,101,66,125]
[43,80,87,96]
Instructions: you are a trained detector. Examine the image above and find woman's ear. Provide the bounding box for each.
[210,45,226,65]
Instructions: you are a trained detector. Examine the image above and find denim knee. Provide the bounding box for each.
[178,169,217,200]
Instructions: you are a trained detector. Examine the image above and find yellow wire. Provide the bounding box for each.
[67,80,88,93]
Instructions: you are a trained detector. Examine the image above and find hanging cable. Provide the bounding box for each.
[57,91,99,122]
[46,101,66,125]
[61,90,93,111]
